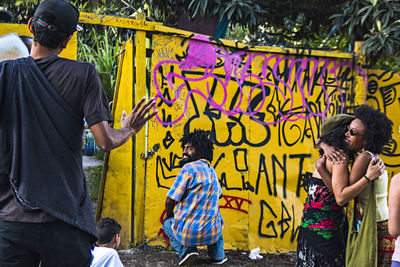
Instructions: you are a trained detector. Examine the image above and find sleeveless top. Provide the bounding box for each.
[357,151,388,222]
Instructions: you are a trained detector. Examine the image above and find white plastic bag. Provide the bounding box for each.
[0,33,29,62]
[249,247,263,260]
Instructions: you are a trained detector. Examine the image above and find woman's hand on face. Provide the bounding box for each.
[320,143,347,164]
[366,158,385,180]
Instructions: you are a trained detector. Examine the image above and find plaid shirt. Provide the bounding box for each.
[167,159,224,247]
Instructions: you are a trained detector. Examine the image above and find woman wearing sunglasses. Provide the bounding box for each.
[297,104,393,267]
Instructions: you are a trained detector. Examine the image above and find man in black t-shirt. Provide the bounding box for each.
[0,0,157,266]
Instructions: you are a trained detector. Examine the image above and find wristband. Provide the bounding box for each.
[363,175,371,184]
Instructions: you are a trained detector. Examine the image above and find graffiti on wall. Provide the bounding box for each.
[366,70,400,174]
[152,35,365,128]
[144,34,399,252]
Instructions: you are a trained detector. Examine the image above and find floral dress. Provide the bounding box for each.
[297,177,347,267]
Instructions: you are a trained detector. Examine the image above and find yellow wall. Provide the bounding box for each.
[142,34,395,252]
[98,38,135,248]
[0,23,77,60]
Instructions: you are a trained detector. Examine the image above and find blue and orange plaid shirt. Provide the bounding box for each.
[167,159,224,247]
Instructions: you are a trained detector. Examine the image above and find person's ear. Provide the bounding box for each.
[28,18,34,34]
[60,35,72,49]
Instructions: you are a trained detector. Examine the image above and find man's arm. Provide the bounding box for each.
[165,197,176,220]
[90,97,157,152]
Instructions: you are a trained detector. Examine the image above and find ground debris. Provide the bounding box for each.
[119,247,296,266]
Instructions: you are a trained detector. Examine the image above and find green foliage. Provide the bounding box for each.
[85,165,103,201]
[1,0,38,23]
[144,0,400,69]
[331,0,400,66]
[374,54,400,72]
[2,0,400,70]
[185,0,265,32]
[78,27,122,101]
[225,24,250,43]
[95,149,105,161]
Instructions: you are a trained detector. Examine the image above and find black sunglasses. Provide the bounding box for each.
[346,125,362,136]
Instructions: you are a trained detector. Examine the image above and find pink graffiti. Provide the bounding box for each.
[153,35,367,126]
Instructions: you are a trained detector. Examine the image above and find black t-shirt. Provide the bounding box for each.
[36,55,113,126]
[0,55,113,222]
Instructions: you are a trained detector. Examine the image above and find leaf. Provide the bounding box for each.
[200,0,208,17]
[370,0,378,7]
[378,33,385,45]
[358,5,371,15]
[192,1,201,18]
[227,6,235,20]
[377,20,382,31]
[188,0,196,12]
[329,14,344,19]
[361,6,373,25]
[382,13,389,28]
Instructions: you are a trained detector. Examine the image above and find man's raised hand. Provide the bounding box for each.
[121,97,157,135]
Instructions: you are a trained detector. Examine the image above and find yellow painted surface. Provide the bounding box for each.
[96,42,127,222]
[154,25,352,59]
[0,23,77,59]
[133,12,148,244]
[79,12,162,30]
[99,37,135,249]
[143,34,373,252]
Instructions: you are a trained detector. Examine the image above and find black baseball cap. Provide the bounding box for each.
[34,0,81,35]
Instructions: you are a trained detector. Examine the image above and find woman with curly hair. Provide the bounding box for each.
[297,104,393,267]
[347,104,394,266]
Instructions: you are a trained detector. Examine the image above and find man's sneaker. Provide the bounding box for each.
[178,248,199,266]
[211,257,228,265]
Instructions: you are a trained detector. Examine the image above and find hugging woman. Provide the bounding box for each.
[297,104,393,267]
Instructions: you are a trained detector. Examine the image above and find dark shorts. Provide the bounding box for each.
[0,219,93,267]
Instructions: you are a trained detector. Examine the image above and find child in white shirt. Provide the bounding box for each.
[91,218,124,267]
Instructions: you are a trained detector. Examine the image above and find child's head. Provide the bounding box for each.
[96,217,121,249]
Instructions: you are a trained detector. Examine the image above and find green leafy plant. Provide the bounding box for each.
[1,0,38,23]
[78,28,122,101]
[331,0,400,66]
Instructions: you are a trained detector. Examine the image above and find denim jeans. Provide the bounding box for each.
[163,217,225,260]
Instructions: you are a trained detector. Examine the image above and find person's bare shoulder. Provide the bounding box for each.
[358,150,374,159]
[390,173,400,189]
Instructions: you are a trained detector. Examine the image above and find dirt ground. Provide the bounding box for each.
[118,247,296,266]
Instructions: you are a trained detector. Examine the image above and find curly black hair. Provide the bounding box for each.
[355,104,393,154]
[317,125,352,158]
[180,129,214,162]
